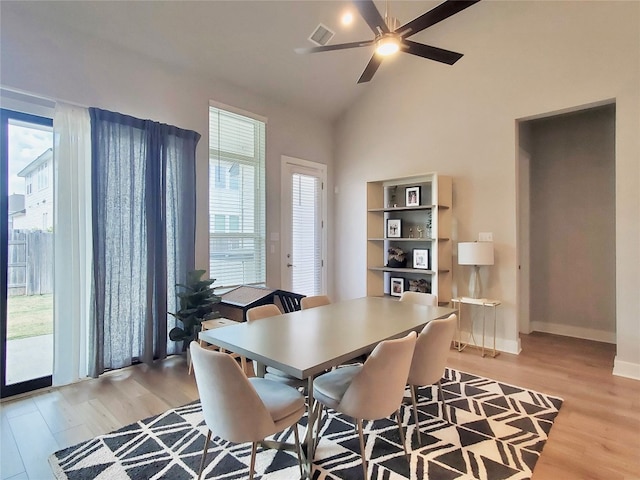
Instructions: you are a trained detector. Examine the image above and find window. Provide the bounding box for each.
[26,175,32,195]
[37,162,48,190]
[209,104,266,289]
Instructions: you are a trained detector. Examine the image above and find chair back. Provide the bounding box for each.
[339,331,417,420]
[246,303,282,322]
[300,295,331,310]
[399,291,438,306]
[190,341,275,442]
[407,314,457,386]
[274,289,306,313]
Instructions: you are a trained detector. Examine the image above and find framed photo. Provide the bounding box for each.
[386,219,401,238]
[390,277,405,297]
[412,248,430,269]
[405,186,420,207]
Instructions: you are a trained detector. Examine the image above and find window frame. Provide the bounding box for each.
[208,103,266,290]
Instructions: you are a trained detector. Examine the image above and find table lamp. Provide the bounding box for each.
[458,242,494,299]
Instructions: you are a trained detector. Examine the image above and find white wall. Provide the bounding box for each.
[334,1,640,376]
[0,8,334,291]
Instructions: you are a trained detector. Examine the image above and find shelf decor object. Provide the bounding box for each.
[458,241,494,299]
[412,248,430,269]
[405,186,420,207]
[390,277,405,297]
[387,219,401,238]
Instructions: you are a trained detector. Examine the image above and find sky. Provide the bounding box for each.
[7,121,53,196]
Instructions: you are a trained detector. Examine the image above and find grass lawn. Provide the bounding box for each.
[6,294,53,340]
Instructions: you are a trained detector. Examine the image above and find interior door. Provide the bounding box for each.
[1,109,54,397]
[280,156,326,296]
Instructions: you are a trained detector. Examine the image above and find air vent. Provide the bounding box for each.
[308,23,335,46]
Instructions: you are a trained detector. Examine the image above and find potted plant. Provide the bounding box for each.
[169,269,221,349]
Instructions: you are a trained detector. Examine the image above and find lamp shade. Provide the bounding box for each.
[458,242,494,266]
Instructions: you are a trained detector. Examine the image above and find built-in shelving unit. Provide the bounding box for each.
[366,173,452,305]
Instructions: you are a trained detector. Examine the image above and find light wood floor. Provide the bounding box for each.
[1,332,639,480]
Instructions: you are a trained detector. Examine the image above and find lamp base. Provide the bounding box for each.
[468,265,482,299]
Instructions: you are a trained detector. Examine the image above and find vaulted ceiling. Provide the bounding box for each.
[2,1,485,121]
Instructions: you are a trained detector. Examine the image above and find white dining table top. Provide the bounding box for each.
[199,296,456,380]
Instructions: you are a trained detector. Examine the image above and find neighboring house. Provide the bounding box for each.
[7,193,25,231]
[12,148,53,231]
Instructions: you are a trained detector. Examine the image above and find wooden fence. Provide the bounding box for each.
[7,229,53,296]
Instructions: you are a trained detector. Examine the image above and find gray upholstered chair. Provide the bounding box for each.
[407,313,457,445]
[399,291,438,306]
[190,341,305,480]
[246,304,307,389]
[300,295,331,309]
[312,331,417,479]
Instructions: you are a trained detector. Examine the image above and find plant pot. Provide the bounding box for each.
[387,258,407,268]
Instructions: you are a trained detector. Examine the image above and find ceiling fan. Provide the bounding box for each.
[295,0,481,84]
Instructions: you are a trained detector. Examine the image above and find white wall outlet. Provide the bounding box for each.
[479,232,493,242]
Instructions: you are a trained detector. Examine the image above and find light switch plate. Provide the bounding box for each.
[478,232,493,242]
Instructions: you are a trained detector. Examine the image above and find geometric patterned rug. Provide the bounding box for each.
[49,368,563,480]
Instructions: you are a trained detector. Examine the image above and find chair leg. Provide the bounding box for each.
[240,355,248,376]
[438,379,449,422]
[409,384,422,446]
[395,409,409,461]
[197,429,212,480]
[356,418,368,479]
[314,402,324,455]
[292,423,303,479]
[249,441,258,480]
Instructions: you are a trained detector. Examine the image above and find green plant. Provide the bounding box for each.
[168,269,221,346]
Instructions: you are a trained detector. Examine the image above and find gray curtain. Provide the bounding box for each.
[89,108,199,377]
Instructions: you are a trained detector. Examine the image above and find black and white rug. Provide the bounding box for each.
[49,369,563,480]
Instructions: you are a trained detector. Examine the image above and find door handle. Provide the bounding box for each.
[287,263,295,267]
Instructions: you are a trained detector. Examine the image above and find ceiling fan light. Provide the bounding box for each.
[376,36,400,56]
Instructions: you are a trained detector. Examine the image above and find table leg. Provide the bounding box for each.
[481,305,486,357]
[303,376,316,475]
[492,305,498,357]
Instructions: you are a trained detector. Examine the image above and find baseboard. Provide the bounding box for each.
[495,337,520,355]
[530,321,616,344]
[613,357,640,380]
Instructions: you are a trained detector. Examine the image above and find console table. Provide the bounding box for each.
[451,297,501,357]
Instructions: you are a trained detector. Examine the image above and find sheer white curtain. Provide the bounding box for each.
[52,103,92,385]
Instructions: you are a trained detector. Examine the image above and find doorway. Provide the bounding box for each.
[280,156,327,296]
[517,103,616,343]
[1,109,54,397]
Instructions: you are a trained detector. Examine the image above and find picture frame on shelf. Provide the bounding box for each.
[405,186,420,207]
[412,248,430,269]
[390,277,405,297]
[386,219,401,238]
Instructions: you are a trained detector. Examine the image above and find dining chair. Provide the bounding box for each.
[246,304,307,389]
[399,291,438,306]
[190,341,305,480]
[273,289,306,313]
[406,313,457,445]
[312,331,417,479]
[300,295,331,309]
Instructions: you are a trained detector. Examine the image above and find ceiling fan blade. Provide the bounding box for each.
[357,54,383,84]
[402,40,464,65]
[354,0,389,35]
[295,39,375,54]
[396,0,480,38]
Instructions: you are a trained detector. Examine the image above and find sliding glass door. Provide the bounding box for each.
[1,109,54,397]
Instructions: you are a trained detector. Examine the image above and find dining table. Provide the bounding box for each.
[198,296,456,477]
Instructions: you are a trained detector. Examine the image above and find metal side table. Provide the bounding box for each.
[452,297,501,357]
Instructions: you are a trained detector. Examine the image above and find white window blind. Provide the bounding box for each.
[209,105,266,289]
[291,173,321,296]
